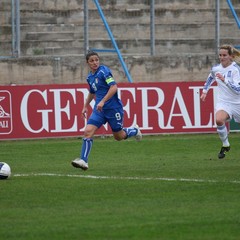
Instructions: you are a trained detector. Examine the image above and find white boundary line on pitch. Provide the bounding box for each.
[12,173,240,184]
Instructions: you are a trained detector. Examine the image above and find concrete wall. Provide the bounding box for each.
[0,53,215,85]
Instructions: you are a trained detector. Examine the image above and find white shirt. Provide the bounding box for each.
[203,61,240,104]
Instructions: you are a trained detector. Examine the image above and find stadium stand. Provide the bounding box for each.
[0,0,239,84]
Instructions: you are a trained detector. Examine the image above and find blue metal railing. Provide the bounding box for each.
[92,0,133,83]
[226,0,240,49]
[1,0,20,59]
[226,0,240,28]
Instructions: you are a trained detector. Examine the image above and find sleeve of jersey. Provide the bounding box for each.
[224,69,240,95]
[89,87,95,94]
[203,73,214,94]
[88,81,95,94]
[103,67,116,86]
[105,76,116,86]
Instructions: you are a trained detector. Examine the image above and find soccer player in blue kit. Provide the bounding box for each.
[72,51,142,170]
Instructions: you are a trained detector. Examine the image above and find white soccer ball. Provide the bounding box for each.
[0,162,11,179]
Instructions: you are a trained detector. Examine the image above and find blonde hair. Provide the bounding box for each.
[219,44,240,64]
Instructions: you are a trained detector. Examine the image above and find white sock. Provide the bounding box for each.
[217,124,230,147]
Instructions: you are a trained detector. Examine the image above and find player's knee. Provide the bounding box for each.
[84,127,95,138]
[216,119,225,126]
[114,135,122,141]
[113,131,126,141]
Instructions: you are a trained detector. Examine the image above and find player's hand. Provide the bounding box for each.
[200,92,207,102]
[82,108,88,118]
[216,73,224,82]
[96,101,104,112]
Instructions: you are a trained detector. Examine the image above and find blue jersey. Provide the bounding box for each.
[86,65,123,110]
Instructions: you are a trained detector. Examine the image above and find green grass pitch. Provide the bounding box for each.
[0,133,240,240]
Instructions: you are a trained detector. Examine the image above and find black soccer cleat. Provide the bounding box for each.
[218,146,230,159]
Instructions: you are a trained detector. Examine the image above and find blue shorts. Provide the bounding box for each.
[87,107,124,132]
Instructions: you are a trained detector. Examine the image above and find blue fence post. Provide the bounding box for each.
[226,0,240,28]
[92,0,133,83]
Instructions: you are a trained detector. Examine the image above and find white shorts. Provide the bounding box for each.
[215,102,240,123]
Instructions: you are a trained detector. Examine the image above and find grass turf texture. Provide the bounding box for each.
[0,133,240,240]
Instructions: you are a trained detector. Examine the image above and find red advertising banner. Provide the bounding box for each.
[0,82,217,140]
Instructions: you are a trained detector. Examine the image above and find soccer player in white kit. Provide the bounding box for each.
[201,44,240,159]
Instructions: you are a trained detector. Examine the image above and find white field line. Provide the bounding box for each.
[12,173,240,184]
